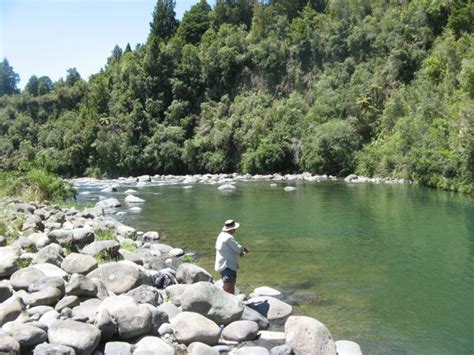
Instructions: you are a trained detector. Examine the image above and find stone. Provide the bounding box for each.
[116,225,136,238]
[126,285,162,306]
[28,276,66,294]
[48,320,101,355]
[157,302,181,320]
[94,308,116,342]
[0,246,20,278]
[82,206,104,219]
[81,240,120,257]
[28,306,54,318]
[10,267,46,290]
[222,320,259,342]
[32,263,69,279]
[91,278,109,300]
[168,248,184,257]
[137,175,151,182]
[96,198,121,209]
[33,343,76,355]
[48,229,74,246]
[284,316,336,355]
[87,261,149,294]
[55,295,80,312]
[241,306,270,329]
[180,282,244,326]
[22,214,44,231]
[188,342,220,355]
[251,286,282,298]
[66,274,98,297]
[71,298,101,323]
[158,322,173,336]
[283,186,296,192]
[149,243,173,253]
[72,228,95,246]
[270,345,292,355]
[13,236,36,250]
[230,346,270,355]
[0,333,20,354]
[26,287,62,307]
[165,284,192,307]
[176,263,213,284]
[38,309,60,328]
[61,253,98,274]
[254,331,286,350]
[0,235,5,246]
[119,249,143,264]
[344,174,358,182]
[246,296,292,322]
[335,340,363,355]
[133,336,175,354]
[170,311,221,345]
[0,282,13,302]
[142,303,169,335]
[139,231,160,242]
[2,322,47,348]
[104,341,132,355]
[124,195,145,203]
[124,189,137,195]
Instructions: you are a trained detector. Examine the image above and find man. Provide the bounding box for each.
[215,219,249,294]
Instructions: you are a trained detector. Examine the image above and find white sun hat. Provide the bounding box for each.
[222,219,240,232]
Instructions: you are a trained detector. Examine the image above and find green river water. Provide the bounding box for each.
[77,180,474,354]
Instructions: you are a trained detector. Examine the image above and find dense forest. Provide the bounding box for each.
[0,0,472,192]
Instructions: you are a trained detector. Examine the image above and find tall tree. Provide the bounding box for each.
[65,68,82,86]
[0,58,20,96]
[177,0,212,44]
[149,0,178,42]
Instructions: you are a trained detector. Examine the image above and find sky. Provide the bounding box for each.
[0,0,213,88]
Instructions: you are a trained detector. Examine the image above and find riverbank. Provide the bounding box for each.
[0,197,363,354]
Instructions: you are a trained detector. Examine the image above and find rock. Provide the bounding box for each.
[0,246,21,278]
[158,322,173,336]
[157,302,181,320]
[344,174,358,182]
[22,214,44,231]
[38,309,60,328]
[48,229,74,246]
[124,189,137,195]
[81,240,120,257]
[10,267,46,290]
[170,311,221,345]
[55,295,80,312]
[48,320,101,355]
[218,184,236,190]
[71,298,101,323]
[0,333,20,354]
[13,236,36,250]
[139,231,160,242]
[176,263,213,284]
[142,303,169,335]
[117,225,136,238]
[133,336,175,354]
[246,296,292,322]
[149,243,173,253]
[188,342,220,355]
[35,244,64,266]
[137,175,151,182]
[284,316,336,355]
[91,277,110,300]
[180,282,244,326]
[126,285,162,306]
[28,276,65,294]
[165,284,192,307]
[128,207,142,213]
[87,262,149,294]
[61,253,98,274]
[66,274,98,297]
[251,286,282,298]
[104,341,132,355]
[48,212,65,224]
[33,343,75,355]
[335,340,363,355]
[230,346,270,355]
[96,198,121,209]
[82,206,104,219]
[26,287,62,307]
[119,249,143,265]
[168,248,184,257]
[0,235,5,246]
[283,186,296,192]
[32,263,68,279]
[270,345,292,355]
[253,331,286,350]
[0,282,13,302]
[95,308,116,342]
[2,322,47,348]
[124,195,145,204]
[222,320,259,342]
[72,227,95,246]
[28,306,53,318]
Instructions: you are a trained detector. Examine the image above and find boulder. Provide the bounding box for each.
[126,285,162,306]
[2,322,47,349]
[13,236,36,250]
[124,195,145,204]
[157,302,181,320]
[158,323,173,336]
[133,336,175,354]
[28,276,65,294]
[241,306,270,330]
[124,189,137,195]
[230,346,270,355]
[66,274,98,297]
[170,311,221,345]
[71,298,101,323]
[72,228,95,246]
[180,282,244,326]
[246,296,292,321]
[95,308,116,342]
[96,198,121,209]
[251,286,281,298]
[10,267,46,290]
[26,287,62,307]
[253,331,286,350]
[139,231,160,242]
[104,341,132,355]
[0,246,21,278]
[165,284,192,307]
[33,343,75,355]
[86,261,149,294]
[55,295,80,312]
[188,342,220,355]
[0,282,13,302]
[222,320,259,342]
[82,206,104,219]
[117,225,136,238]
[38,309,60,328]
[81,240,120,257]
[176,263,213,285]
[335,340,363,355]
[22,214,44,231]
[168,248,184,257]
[61,253,98,274]
[32,263,68,279]
[284,316,336,355]
[270,345,292,355]
[48,320,101,355]
[142,303,169,335]
[28,306,53,318]
[47,230,74,246]
[149,243,173,253]
[0,334,20,354]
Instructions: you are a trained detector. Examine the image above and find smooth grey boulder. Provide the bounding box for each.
[284,316,336,355]
[251,286,282,298]
[28,276,65,294]
[230,347,270,355]
[10,267,46,290]
[168,248,184,257]
[94,308,116,342]
[38,309,60,328]
[157,302,181,320]
[91,278,109,300]
[55,295,80,312]
[180,282,244,326]
[126,285,162,306]
[149,243,173,253]
[0,282,13,302]
[0,246,20,277]
[71,298,102,323]
[82,206,104,219]
[96,198,121,209]
[32,263,68,279]
[47,212,66,224]
[0,333,20,354]
[158,322,173,336]
[2,322,47,349]
[87,262,149,294]
[48,320,101,355]
[48,230,74,246]
[72,228,95,246]
[165,284,192,307]
[104,341,132,355]
[35,244,63,266]
[124,195,145,204]
[61,253,98,274]
[270,345,292,355]
[33,343,76,355]
[335,340,363,355]
[81,240,120,257]
[142,303,169,335]
[26,287,62,307]
[176,263,213,284]
[133,336,175,354]
[254,331,286,350]
[13,236,36,250]
[116,225,136,238]
[66,274,98,297]
[28,306,53,318]
[139,231,159,242]
[170,311,221,345]
[22,214,44,231]
[188,342,220,355]
[246,296,292,321]
[222,320,259,342]
[241,306,270,330]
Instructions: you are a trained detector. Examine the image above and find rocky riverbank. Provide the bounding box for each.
[0,197,363,355]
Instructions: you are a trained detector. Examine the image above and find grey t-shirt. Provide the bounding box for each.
[214,231,244,272]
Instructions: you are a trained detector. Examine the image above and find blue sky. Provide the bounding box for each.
[0,0,213,88]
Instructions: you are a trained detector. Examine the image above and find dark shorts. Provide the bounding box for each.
[220,268,237,283]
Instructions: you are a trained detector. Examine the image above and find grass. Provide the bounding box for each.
[15,258,31,269]
[94,229,117,241]
[120,240,138,252]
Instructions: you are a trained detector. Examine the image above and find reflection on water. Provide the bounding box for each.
[77,180,474,354]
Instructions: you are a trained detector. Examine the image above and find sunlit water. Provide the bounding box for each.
[76,180,474,354]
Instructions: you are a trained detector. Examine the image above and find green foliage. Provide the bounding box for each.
[0,58,20,96]
[94,228,117,241]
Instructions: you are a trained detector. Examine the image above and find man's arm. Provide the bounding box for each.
[226,236,245,254]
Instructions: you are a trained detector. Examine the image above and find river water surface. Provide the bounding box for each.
[76,179,474,354]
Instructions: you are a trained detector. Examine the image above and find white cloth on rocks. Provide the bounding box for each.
[215,232,244,272]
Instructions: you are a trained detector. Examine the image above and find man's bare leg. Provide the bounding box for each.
[223,279,236,294]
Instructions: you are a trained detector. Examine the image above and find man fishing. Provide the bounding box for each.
[215,219,249,294]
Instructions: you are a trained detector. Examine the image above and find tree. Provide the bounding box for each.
[177,0,212,44]
[25,75,53,96]
[212,0,255,29]
[65,68,82,86]
[0,58,20,96]
[149,0,178,42]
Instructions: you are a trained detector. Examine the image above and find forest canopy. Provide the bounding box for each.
[0,0,472,193]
